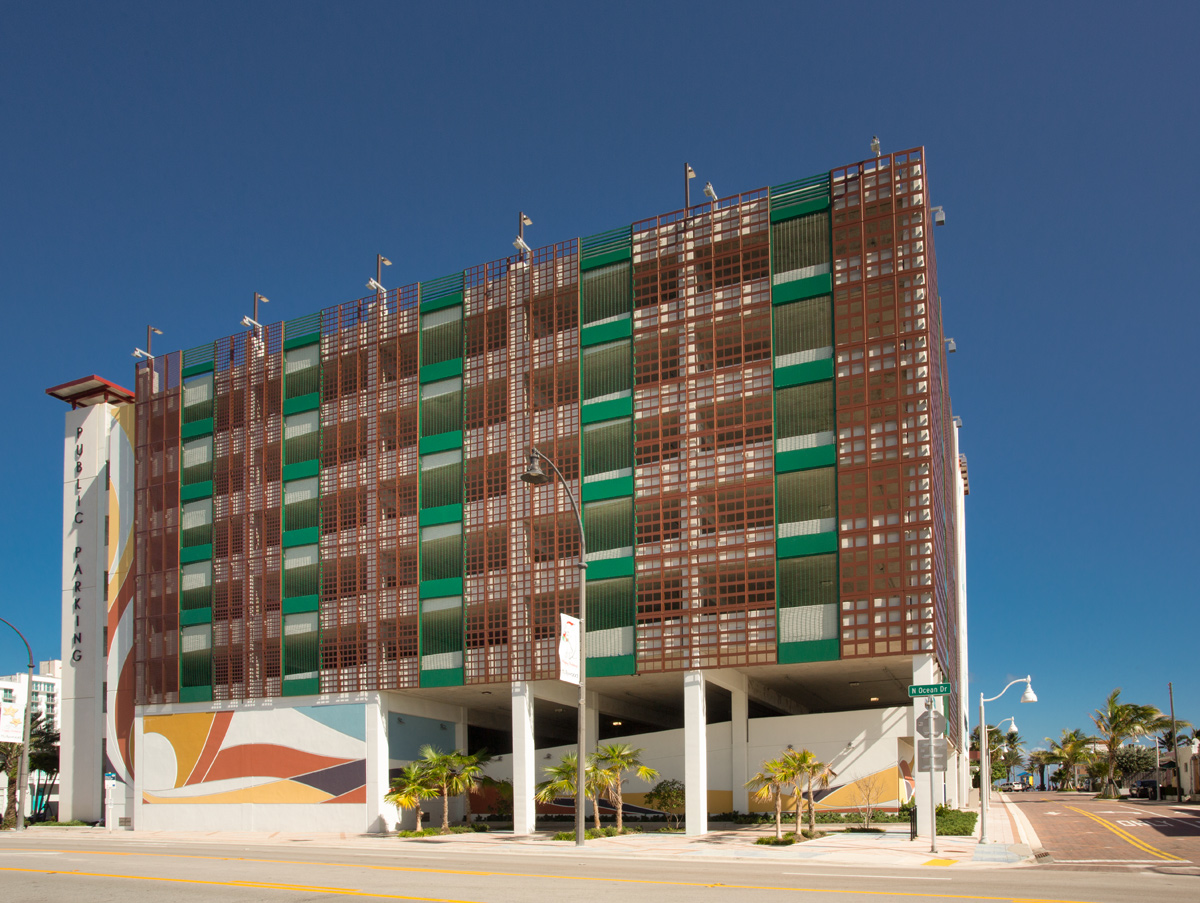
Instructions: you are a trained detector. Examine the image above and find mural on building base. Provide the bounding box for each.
[141,705,366,805]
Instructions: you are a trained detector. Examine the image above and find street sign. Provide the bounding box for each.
[909,683,951,698]
[917,738,949,772]
[916,709,947,739]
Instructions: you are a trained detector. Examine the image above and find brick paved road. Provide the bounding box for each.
[1009,790,1200,875]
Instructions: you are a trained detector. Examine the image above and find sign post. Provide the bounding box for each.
[915,696,948,854]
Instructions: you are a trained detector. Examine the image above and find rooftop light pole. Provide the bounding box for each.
[513,213,532,259]
[684,163,696,210]
[520,448,587,847]
[132,325,163,361]
[979,676,1036,843]
[0,616,34,831]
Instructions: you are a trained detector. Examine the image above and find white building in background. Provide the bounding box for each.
[0,660,63,733]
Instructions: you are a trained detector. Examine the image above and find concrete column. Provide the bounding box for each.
[587,690,601,755]
[911,653,939,838]
[511,681,536,835]
[365,696,392,832]
[731,683,749,814]
[131,712,144,829]
[684,670,707,836]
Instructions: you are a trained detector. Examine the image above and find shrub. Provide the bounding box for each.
[552,826,642,841]
[935,809,978,836]
[756,835,796,845]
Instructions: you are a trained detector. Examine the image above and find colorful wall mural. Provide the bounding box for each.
[141,705,367,805]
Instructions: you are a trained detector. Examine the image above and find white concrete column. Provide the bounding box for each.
[131,712,144,829]
[511,681,536,835]
[684,670,707,836]
[587,690,601,755]
[731,683,749,814]
[364,696,392,832]
[911,653,939,837]
[946,743,960,809]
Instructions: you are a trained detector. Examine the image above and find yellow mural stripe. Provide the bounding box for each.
[0,867,481,902]
[143,779,333,805]
[1064,807,1185,861]
[3,856,1105,902]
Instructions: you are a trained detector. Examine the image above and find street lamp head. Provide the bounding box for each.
[1019,677,1037,704]
[150,326,163,336]
[521,213,532,227]
[520,451,551,486]
[685,163,696,180]
[379,256,392,267]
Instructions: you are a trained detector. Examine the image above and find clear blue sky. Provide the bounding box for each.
[2,2,1196,754]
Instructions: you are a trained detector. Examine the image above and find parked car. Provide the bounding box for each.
[1131,779,1159,799]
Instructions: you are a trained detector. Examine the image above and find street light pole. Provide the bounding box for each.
[0,617,34,831]
[520,448,588,847]
[978,675,1036,844]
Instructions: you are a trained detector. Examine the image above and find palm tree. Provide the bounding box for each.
[415,745,461,831]
[1001,729,1025,783]
[746,756,791,840]
[384,762,438,830]
[1027,749,1053,790]
[1045,728,1093,790]
[450,749,490,823]
[1091,689,1170,799]
[28,713,59,821]
[782,748,831,835]
[594,743,659,834]
[535,752,606,830]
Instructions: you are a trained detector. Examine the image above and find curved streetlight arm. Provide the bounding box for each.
[982,676,1032,705]
[528,448,586,556]
[0,616,34,832]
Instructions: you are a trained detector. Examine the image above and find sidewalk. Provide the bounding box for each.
[18,799,1037,871]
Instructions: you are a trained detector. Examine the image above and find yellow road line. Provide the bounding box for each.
[0,863,1104,902]
[1064,807,1186,862]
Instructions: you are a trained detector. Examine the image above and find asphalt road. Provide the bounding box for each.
[1,832,1197,903]
[1009,790,1200,873]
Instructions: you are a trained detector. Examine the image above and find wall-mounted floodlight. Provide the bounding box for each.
[367,278,386,293]
[703,181,718,201]
[952,415,963,428]
[871,135,881,157]
[932,205,946,226]
[946,337,957,353]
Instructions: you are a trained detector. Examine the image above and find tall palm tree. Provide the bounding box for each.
[1091,689,1170,799]
[1027,749,1052,790]
[1044,728,1093,790]
[415,745,461,831]
[1001,729,1025,783]
[782,748,831,835]
[594,743,659,834]
[28,713,59,821]
[384,762,438,830]
[535,751,606,830]
[746,756,791,840]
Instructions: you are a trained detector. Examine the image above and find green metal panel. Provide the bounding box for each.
[770,196,831,223]
[283,331,321,351]
[580,317,633,348]
[180,481,213,501]
[580,246,632,271]
[419,358,463,384]
[283,595,320,614]
[419,431,464,455]
[419,577,464,599]
[181,342,216,370]
[282,460,320,481]
[772,273,834,305]
[778,638,839,664]
[774,359,835,388]
[420,667,464,688]
[282,527,320,548]
[581,396,633,425]
[581,475,634,503]
[420,290,464,314]
[419,504,464,527]
[775,445,837,473]
[586,557,635,581]
[179,685,213,703]
[586,654,635,677]
[580,225,632,271]
[180,544,213,564]
[181,419,214,440]
[776,532,838,559]
[181,361,215,378]
[282,677,321,697]
[283,392,321,415]
[179,607,212,627]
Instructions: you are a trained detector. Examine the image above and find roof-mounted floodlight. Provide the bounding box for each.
[367,278,385,293]
[946,337,957,353]
[132,348,152,360]
[513,236,531,254]
[952,415,963,428]
[241,315,261,329]
[703,181,718,201]
[871,135,881,157]
[932,205,946,226]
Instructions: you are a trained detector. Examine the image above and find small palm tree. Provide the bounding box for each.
[384,762,438,830]
[450,749,490,823]
[1092,689,1170,799]
[535,752,606,830]
[1045,728,1093,790]
[746,756,791,840]
[782,748,832,835]
[1027,749,1052,790]
[415,745,461,831]
[594,743,659,834]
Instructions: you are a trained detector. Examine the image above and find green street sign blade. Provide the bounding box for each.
[908,683,951,697]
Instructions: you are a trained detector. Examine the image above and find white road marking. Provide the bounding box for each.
[782,872,951,881]
[1055,859,1183,864]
